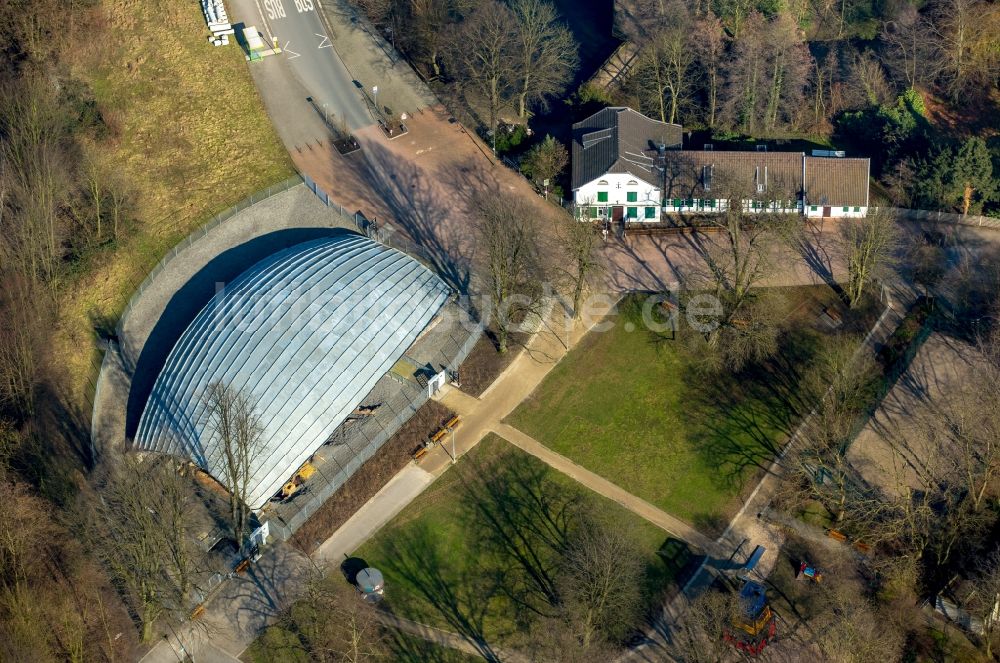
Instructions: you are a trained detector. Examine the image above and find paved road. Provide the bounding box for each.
[228,0,371,133]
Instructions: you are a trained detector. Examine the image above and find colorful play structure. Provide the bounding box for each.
[723,580,778,656]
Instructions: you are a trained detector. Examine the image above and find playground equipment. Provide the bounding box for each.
[798,560,823,583]
[723,581,777,656]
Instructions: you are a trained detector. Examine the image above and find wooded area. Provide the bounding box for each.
[0,0,293,658]
[1,0,999,658]
[357,0,999,216]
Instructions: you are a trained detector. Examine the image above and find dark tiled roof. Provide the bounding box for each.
[663,151,804,200]
[805,157,870,207]
[571,107,682,190]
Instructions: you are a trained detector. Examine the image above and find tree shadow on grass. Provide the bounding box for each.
[369,447,591,658]
[681,327,823,494]
[459,452,582,628]
[385,630,474,663]
[379,522,501,661]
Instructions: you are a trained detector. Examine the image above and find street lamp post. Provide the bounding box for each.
[372,85,379,118]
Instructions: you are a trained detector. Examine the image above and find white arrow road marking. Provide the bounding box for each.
[284,42,301,59]
[316,33,331,48]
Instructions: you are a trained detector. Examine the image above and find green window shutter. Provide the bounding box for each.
[645,206,656,219]
[854,206,861,212]
[686,199,694,207]
[627,191,638,202]
[627,206,638,218]
[707,199,715,208]
[597,191,608,202]
[587,207,597,219]
[810,205,817,211]
[673,198,682,208]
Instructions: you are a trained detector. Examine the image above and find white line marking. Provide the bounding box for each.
[284,42,300,59]
[316,33,331,48]
[252,0,276,44]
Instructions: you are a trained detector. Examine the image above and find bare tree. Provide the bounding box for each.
[665,587,742,662]
[917,330,1000,514]
[881,5,940,89]
[928,0,1000,101]
[556,521,646,650]
[967,551,1000,658]
[814,586,907,662]
[636,3,695,125]
[92,459,170,642]
[784,339,878,521]
[475,192,546,353]
[683,181,795,371]
[556,213,601,319]
[278,565,387,662]
[722,12,810,134]
[691,12,726,129]
[156,460,197,601]
[762,13,812,133]
[841,207,899,308]
[0,75,71,285]
[809,46,838,131]
[722,11,768,133]
[848,49,893,107]
[510,0,578,119]
[448,1,520,134]
[0,273,45,418]
[204,381,264,553]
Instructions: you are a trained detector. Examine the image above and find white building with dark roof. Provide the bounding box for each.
[572,107,870,221]
[571,107,682,221]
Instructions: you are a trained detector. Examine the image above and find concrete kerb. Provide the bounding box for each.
[114,174,305,346]
[90,178,372,454]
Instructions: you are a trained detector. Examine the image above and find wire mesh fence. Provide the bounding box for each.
[889,206,1000,230]
[115,175,308,341]
[267,303,482,541]
[89,170,481,538]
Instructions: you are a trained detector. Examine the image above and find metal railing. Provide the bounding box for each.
[268,310,482,542]
[91,167,481,532]
[889,206,1000,230]
[115,175,307,342]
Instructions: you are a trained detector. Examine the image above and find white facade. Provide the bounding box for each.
[804,204,868,219]
[574,173,661,220]
[663,198,804,215]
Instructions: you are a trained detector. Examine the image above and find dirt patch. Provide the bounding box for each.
[457,328,529,397]
[847,332,979,497]
[289,399,454,554]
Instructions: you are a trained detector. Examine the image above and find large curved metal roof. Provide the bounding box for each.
[134,234,449,508]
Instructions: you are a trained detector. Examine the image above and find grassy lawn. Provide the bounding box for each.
[245,627,480,663]
[59,0,293,406]
[353,434,692,649]
[508,286,875,533]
